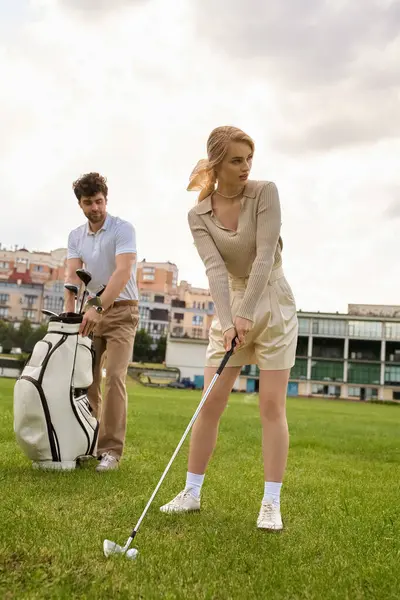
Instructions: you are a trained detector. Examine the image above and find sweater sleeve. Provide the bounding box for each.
[188,210,234,334]
[235,181,282,322]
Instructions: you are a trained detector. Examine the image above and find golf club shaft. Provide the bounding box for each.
[126,340,237,542]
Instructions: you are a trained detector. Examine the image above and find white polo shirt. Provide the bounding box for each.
[67,213,139,301]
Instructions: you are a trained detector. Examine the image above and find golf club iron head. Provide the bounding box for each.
[103,539,138,560]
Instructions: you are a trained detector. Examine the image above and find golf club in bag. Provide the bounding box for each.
[13,269,104,470]
[103,338,237,561]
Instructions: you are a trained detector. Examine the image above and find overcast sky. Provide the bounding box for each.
[1,0,399,314]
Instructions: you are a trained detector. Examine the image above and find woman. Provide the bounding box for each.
[160,126,298,531]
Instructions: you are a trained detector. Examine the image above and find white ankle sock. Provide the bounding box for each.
[263,481,282,506]
[185,472,205,499]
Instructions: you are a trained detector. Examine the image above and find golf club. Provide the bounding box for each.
[42,309,59,318]
[76,269,92,314]
[64,283,79,313]
[103,337,237,561]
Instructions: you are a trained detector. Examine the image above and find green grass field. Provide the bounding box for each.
[0,378,399,599]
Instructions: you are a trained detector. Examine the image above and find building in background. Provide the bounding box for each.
[0,245,67,325]
[166,304,400,402]
[136,260,215,343]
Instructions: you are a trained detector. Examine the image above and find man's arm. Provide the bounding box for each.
[98,252,136,310]
[96,221,137,310]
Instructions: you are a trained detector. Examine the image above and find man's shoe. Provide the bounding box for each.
[96,452,119,472]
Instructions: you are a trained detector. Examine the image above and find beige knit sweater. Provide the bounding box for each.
[187,179,283,334]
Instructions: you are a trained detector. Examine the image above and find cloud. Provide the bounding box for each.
[1,0,400,316]
[193,0,400,153]
[58,0,145,15]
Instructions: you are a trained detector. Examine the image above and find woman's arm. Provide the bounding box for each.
[188,210,234,334]
[235,181,282,322]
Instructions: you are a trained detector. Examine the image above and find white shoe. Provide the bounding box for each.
[257,500,283,531]
[96,452,119,472]
[160,489,200,514]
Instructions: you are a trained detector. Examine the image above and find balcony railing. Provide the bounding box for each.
[169,326,209,341]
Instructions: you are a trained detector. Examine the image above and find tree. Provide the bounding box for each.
[0,320,8,345]
[133,329,153,362]
[25,325,48,353]
[14,319,33,351]
[151,336,167,364]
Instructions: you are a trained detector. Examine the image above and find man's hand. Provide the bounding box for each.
[234,316,253,347]
[79,307,102,337]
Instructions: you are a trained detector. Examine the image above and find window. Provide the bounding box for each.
[311,360,344,381]
[384,366,400,385]
[312,383,324,394]
[313,338,344,359]
[348,340,381,361]
[172,326,184,337]
[296,337,309,357]
[348,386,361,397]
[241,365,260,376]
[298,318,310,334]
[24,295,37,307]
[348,320,382,339]
[154,295,165,304]
[140,293,151,302]
[208,302,214,312]
[174,313,184,321]
[385,323,400,340]
[347,363,380,385]
[312,384,341,397]
[23,309,36,319]
[0,261,9,269]
[290,358,307,379]
[192,315,204,326]
[44,296,64,311]
[143,267,155,274]
[143,274,155,281]
[191,328,204,339]
[0,307,8,318]
[139,306,150,320]
[0,294,9,305]
[33,265,44,272]
[312,319,347,336]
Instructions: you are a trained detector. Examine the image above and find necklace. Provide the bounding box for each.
[215,186,245,199]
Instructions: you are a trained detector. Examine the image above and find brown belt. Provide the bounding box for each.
[108,299,138,309]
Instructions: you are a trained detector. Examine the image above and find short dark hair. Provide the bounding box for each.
[72,172,108,201]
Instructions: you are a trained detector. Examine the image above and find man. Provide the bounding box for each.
[65,172,139,472]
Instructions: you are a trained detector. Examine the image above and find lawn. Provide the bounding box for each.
[0,378,399,600]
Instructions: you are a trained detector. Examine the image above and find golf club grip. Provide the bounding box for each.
[216,337,237,374]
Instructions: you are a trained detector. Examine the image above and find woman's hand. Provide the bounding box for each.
[234,316,253,347]
[223,327,238,353]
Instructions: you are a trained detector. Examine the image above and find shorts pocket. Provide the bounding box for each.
[277,277,296,305]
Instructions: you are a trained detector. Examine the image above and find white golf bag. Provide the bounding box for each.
[13,313,99,470]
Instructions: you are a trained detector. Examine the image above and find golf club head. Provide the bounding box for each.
[103,539,138,560]
[64,283,79,295]
[76,268,92,286]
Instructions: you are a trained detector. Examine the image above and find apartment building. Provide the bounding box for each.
[0,246,67,324]
[136,260,215,342]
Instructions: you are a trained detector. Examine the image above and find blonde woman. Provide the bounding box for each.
[160,126,298,531]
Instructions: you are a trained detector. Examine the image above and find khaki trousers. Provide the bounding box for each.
[87,302,139,460]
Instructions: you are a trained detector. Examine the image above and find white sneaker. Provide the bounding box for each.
[257,500,283,531]
[96,452,119,472]
[160,489,200,514]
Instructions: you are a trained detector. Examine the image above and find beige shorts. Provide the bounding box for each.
[205,266,298,370]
